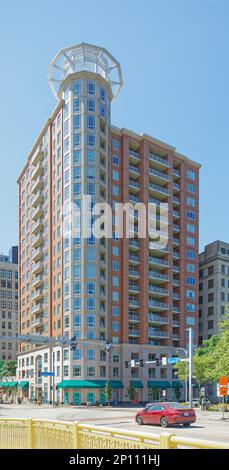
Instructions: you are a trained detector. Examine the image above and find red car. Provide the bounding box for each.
[136,402,196,428]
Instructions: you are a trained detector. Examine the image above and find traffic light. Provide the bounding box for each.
[139,359,144,367]
[156,358,160,366]
[124,361,129,368]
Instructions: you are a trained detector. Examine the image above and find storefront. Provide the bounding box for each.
[58,380,124,405]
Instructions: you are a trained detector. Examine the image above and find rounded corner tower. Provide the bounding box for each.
[48,42,123,101]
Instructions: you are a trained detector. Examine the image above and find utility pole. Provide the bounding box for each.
[176,347,188,404]
[187,327,193,409]
[52,350,55,407]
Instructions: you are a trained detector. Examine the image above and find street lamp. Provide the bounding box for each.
[105,342,112,406]
[176,347,188,404]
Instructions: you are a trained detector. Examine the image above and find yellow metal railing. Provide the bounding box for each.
[0,418,229,449]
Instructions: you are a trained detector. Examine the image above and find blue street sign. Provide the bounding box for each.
[39,372,55,377]
[167,357,180,365]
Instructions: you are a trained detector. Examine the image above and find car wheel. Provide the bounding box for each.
[160,417,168,428]
[136,416,144,425]
[183,423,191,427]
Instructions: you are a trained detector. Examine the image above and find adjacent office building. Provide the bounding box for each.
[17,43,200,404]
[0,248,19,361]
[199,240,229,343]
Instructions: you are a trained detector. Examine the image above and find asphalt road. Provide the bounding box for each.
[0,404,228,444]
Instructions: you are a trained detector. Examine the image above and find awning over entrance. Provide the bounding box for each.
[58,380,123,389]
[148,381,171,389]
[0,381,18,388]
[172,381,183,388]
[18,381,29,389]
[131,381,144,389]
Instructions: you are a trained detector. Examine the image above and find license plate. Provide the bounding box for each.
[183,412,189,416]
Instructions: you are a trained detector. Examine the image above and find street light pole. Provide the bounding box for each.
[52,349,55,407]
[187,327,193,409]
[105,342,112,406]
[176,347,188,403]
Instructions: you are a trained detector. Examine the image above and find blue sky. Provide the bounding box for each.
[0,0,228,254]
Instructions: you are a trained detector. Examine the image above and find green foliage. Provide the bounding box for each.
[174,315,229,387]
[151,387,158,401]
[174,384,181,401]
[103,382,112,403]
[0,360,17,377]
[126,381,137,402]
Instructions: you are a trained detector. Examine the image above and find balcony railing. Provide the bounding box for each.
[148,314,169,324]
[148,285,169,295]
[148,300,169,309]
[129,164,140,175]
[149,168,170,181]
[149,183,169,196]
[148,271,169,281]
[149,256,169,267]
[129,150,140,159]
[148,329,169,338]
[149,153,170,167]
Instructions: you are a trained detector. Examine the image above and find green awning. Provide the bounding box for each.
[18,381,29,389]
[58,380,123,389]
[0,381,18,388]
[172,381,183,388]
[131,381,144,389]
[148,381,171,389]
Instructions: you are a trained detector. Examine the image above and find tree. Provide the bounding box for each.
[104,382,112,406]
[174,384,181,401]
[2,360,17,377]
[174,349,213,397]
[126,381,137,402]
[150,387,159,401]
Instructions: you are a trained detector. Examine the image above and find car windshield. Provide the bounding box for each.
[167,402,188,409]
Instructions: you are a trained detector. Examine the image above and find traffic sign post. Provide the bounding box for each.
[218,377,228,420]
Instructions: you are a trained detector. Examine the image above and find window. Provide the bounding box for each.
[187,183,196,193]
[73,80,81,96]
[112,139,120,150]
[187,210,196,220]
[87,99,95,112]
[87,115,95,130]
[187,276,196,285]
[73,366,81,377]
[187,224,195,233]
[87,150,96,163]
[187,197,196,207]
[187,249,196,259]
[87,134,95,147]
[208,279,214,288]
[112,306,119,316]
[208,306,214,316]
[208,320,214,330]
[73,99,80,113]
[113,155,119,165]
[87,349,95,360]
[100,87,106,102]
[187,303,195,312]
[187,237,195,246]
[187,263,196,273]
[112,321,119,332]
[73,114,81,130]
[73,133,81,147]
[187,170,196,180]
[87,81,95,95]
[112,185,119,196]
[208,292,214,302]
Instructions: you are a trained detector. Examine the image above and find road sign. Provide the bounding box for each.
[39,372,55,377]
[161,357,167,366]
[219,376,228,396]
[167,357,179,365]
[162,389,166,397]
[130,359,136,368]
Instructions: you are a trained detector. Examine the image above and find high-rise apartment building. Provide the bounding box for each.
[0,248,19,361]
[199,240,229,343]
[17,43,200,404]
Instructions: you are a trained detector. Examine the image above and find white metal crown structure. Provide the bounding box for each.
[48,42,123,100]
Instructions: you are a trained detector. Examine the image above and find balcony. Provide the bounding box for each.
[129,164,140,177]
[148,285,169,296]
[149,256,169,269]
[173,279,180,286]
[128,314,139,322]
[129,150,140,162]
[149,168,170,184]
[31,274,43,289]
[129,239,140,250]
[31,302,44,315]
[148,300,169,310]
[129,298,139,308]
[172,292,180,300]
[32,205,44,222]
[129,254,140,264]
[173,237,180,246]
[173,265,180,273]
[173,210,180,219]
[173,334,179,340]
[31,315,43,327]
[31,233,43,249]
[148,271,169,283]
[128,269,140,278]
[149,183,169,200]
[128,328,140,336]
[31,261,44,276]
[129,284,139,293]
[173,168,180,178]
[173,251,180,260]
[31,146,43,166]
[149,153,170,169]
[173,224,180,233]
[148,314,169,325]
[32,163,43,181]
[31,288,43,303]
[173,196,180,206]
[32,179,43,195]
[32,247,43,263]
[173,306,180,313]
[129,194,140,204]
[173,320,180,327]
[148,328,169,339]
[31,219,43,236]
[173,182,180,192]
[32,191,43,208]
[129,179,140,193]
